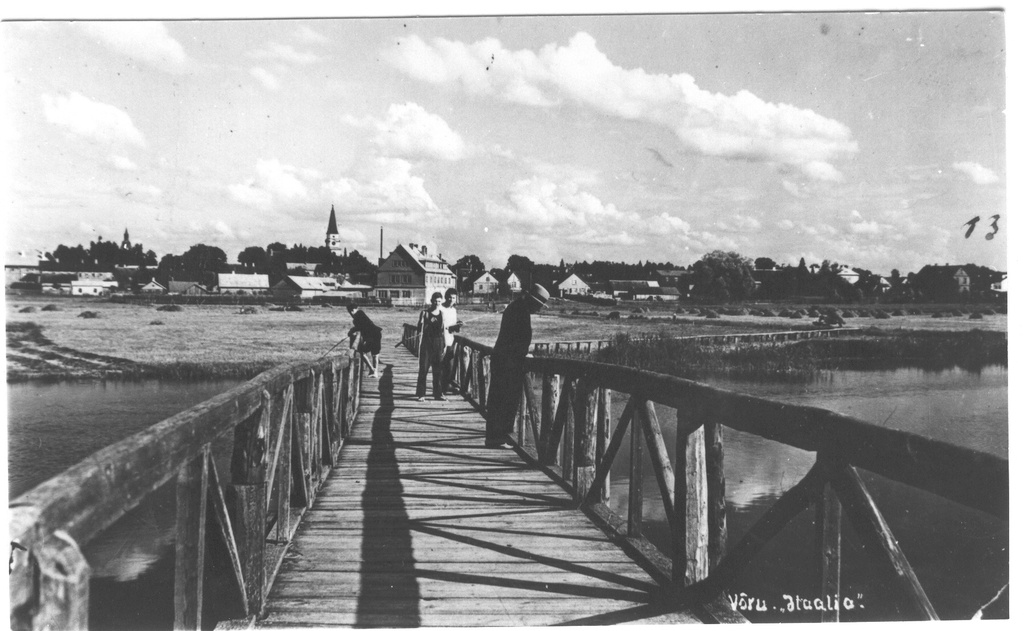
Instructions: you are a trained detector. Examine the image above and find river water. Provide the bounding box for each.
[7,365,1008,626]
[602,365,1008,622]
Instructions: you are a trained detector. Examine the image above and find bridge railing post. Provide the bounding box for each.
[175,446,210,630]
[35,532,90,631]
[573,380,598,503]
[539,372,560,465]
[672,402,710,586]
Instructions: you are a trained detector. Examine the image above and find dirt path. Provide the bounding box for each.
[7,322,140,382]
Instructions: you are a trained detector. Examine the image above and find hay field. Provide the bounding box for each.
[6,296,1006,369]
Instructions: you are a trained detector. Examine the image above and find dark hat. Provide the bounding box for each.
[527,283,549,307]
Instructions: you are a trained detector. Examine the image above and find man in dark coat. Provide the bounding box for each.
[485,283,549,447]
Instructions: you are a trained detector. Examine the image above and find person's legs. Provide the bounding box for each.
[441,345,455,392]
[484,356,517,444]
[415,347,429,399]
[430,351,445,399]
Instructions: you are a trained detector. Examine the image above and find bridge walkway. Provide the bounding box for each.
[259,349,702,627]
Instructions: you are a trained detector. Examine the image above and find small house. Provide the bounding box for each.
[472,272,501,295]
[138,280,167,295]
[71,279,117,296]
[217,273,270,295]
[168,281,211,295]
[557,273,590,297]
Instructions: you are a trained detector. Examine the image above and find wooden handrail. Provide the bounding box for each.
[10,338,366,631]
[433,332,1007,622]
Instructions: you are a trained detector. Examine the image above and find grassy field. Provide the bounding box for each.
[5,294,1007,379]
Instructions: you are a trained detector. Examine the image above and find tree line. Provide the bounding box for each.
[38,237,1002,303]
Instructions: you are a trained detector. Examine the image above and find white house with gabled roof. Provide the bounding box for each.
[557,273,590,296]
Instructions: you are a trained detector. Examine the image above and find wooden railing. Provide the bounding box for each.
[9,340,366,631]
[400,328,1009,622]
[530,326,859,354]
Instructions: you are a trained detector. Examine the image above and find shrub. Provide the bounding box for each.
[238,307,258,315]
[969,312,984,320]
[607,311,620,319]
[286,305,303,312]
[705,311,720,319]
[842,310,856,318]
[156,304,183,312]
[41,304,60,312]
[150,320,165,325]
[931,311,947,318]
[789,312,803,319]
[890,309,905,316]
[949,309,963,317]
[18,306,37,313]
[874,310,891,319]
[78,311,100,319]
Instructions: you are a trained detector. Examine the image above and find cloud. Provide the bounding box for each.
[385,32,857,180]
[42,92,145,146]
[348,103,467,161]
[715,215,762,232]
[228,158,318,207]
[485,176,626,229]
[646,213,691,235]
[294,25,329,45]
[109,155,138,170]
[250,67,280,91]
[250,42,319,65]
[952,161,998,185]
[322,157,440,223]
[80,22,188,72]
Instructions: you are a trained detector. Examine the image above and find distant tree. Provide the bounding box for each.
[158,243,227,286]
[456,254,486,278]
[691,251,756,302]
[506,254,534,274]
[754,257,778,270]
[238,246,269,270]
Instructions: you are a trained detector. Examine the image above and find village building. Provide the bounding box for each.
[557,273,590,297]
[217,272,270,295]
[375,243,455,306]
[168,281,211,295]
[5,264,40,288]
[284,262,321,274]
[272,276,336,300]
[653,269,695,298]
[505,271,524,294]
[471,271,501,295]
[334,277,373,299]
[837,267,861,285]
[607,279,680,301]
[912,264,972,298]
[138,280,167,294]
[70,279,118,296]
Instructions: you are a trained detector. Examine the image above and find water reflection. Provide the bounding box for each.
[7,378,241,630]
[597,365,1008,621]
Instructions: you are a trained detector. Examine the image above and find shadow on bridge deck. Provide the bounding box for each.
[260,349,703,627]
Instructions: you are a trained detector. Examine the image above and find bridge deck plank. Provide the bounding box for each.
[260,350,703,627]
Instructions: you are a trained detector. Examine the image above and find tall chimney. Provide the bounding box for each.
[379,226,383,265]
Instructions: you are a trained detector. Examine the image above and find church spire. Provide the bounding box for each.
[325,205,343,253]
[326,205,339,235]
[121,228,131,250]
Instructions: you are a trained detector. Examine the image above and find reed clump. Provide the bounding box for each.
[592,329,1007,382]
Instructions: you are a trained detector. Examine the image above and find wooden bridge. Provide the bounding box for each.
[9,329,1008,629]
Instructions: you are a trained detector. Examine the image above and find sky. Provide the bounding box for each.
[1,7,1009,275]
